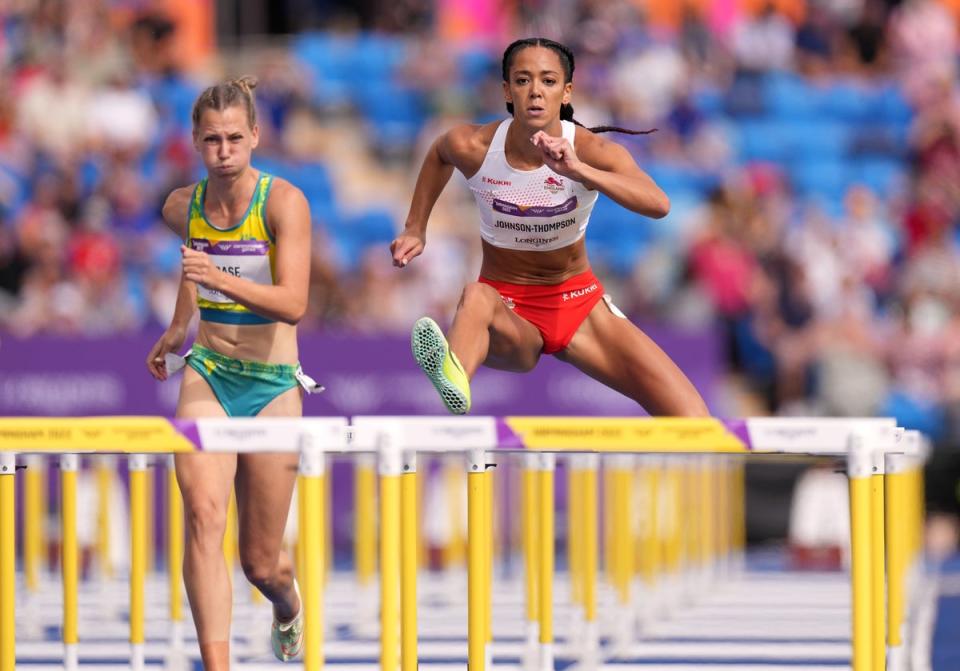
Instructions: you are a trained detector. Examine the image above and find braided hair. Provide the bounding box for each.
[501,38,655,136]
[191,75,259,131]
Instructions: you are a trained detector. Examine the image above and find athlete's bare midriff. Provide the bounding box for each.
[479,238,590,284]
[196,320,299,365]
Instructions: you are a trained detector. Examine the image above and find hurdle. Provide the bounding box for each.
[350,416,923,671]
[0,415,928,671]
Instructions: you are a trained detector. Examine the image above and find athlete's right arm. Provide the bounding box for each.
[147,188,197,381]
[391,124,484,268]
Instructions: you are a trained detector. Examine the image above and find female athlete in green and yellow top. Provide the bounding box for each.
[145,76,312,667]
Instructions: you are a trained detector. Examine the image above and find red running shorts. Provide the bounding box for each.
[478,268,605,354]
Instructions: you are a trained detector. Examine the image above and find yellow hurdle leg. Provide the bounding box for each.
[145,461,154,576]
[296,474,306,588]
[700,456,715,578]
[167,456,185,651]
[483,462,494,670]
[522,453,540,654]
[223,487,237,586]
[848,437,874,671]
[538,452,556,671]
[870,455,886,671]
[0,453,16,671]
[611,455,634,646]
[416,459,426,570]
[96,456,114,581]
[603,460,614,585]
[583,454,599,658]
[401,451,418,671]
[467,449,486,671]
[568,457,583,610]
[325,458,332,588]
[300,445,326,671]
[355,454,377,587]
[61,454,79,670]
[129,454,148,670]
[24,455,42,593]
[885,453,907,667]
[380,441,402,671]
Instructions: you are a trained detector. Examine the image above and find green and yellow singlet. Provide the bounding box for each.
[186,173,276,325]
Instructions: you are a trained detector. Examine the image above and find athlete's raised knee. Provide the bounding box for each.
[458,282,502,317]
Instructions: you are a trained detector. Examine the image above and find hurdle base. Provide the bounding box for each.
[64,643,78,670]
[887,644,908,671]
[582,620,598,656]
[131,642,145,671]
[539,641,554,671]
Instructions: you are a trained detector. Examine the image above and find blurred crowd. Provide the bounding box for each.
[2,0,960,467]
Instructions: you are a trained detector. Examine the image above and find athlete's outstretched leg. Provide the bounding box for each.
[556,298,709,417]
[174,367,236,671]
[236,386,302,659]
[412,282,543,414]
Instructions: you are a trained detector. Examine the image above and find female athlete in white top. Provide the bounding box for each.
[391,37,708,417]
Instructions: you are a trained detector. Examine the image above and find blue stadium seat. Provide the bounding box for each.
[787,121,851,160]
[735,120,792,163]
[457,46,497,80]
[877,85,913,125]
[343,209,397,244]
[821,80,872,123]
[855,159,908,194]
[764,73,823,120]
[789,158,851,201]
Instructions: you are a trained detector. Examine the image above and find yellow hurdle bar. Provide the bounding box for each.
[300,444,326,671]
[467,449,486,671]
[129,454,148,670]
[355,455,377,587]
[522,453,539,655]
[848,436,874,671]
[96,456,114,580]
[0,453,16,671]
[380,440,402,671]
[870,453,886,671]
[167,456,185,651]
[61,454,79,670]
[400,451,418,671]
[24,455,42,593]
[538,452,556,671]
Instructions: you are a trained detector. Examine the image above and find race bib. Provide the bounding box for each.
[190,238,273,304]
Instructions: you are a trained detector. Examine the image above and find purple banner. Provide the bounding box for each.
[0,327,720,416]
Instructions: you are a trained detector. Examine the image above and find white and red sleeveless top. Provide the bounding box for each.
[466,119,598,252]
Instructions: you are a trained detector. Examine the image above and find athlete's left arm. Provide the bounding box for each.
[532,129,669,218]
[181,180,311,324]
